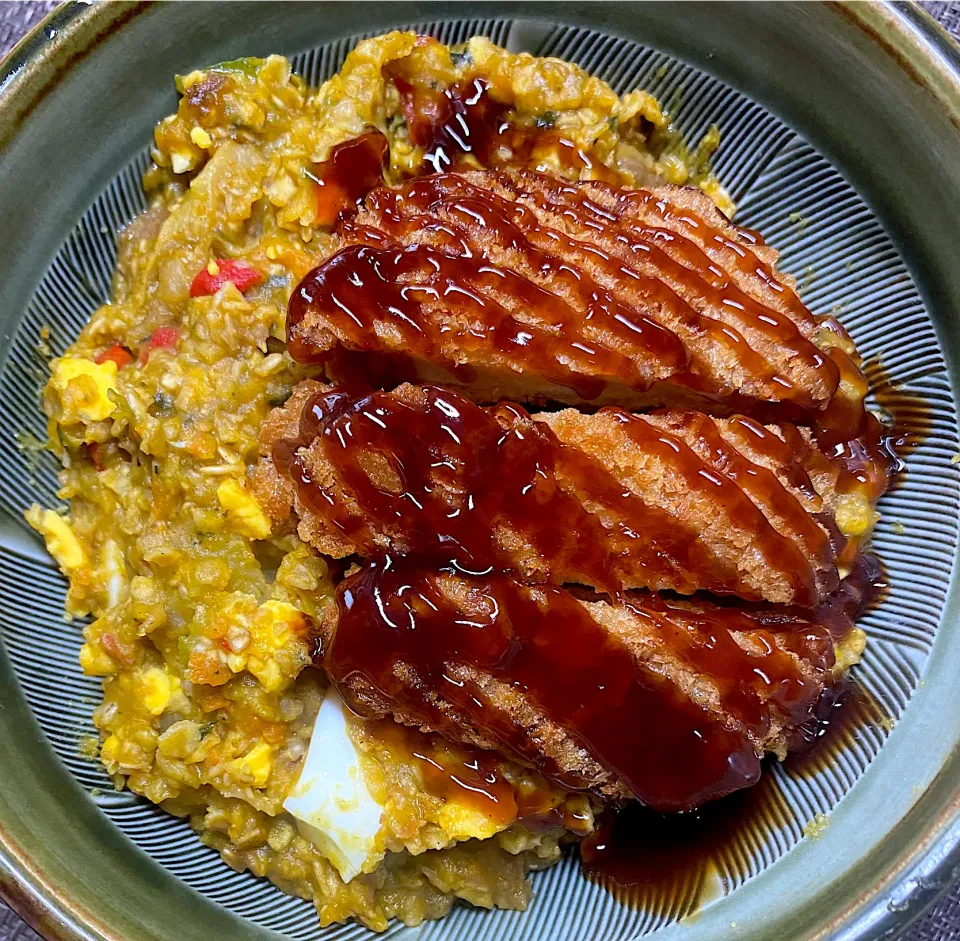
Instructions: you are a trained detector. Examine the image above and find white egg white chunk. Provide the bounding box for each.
[283,686,385,882]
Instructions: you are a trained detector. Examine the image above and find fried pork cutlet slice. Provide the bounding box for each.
[319,559,848,812]
[286,168,851,418]
[253,381,861,606]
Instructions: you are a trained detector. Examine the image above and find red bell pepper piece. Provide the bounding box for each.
[139,326,180,363]
[190,259,265,297]
[148,326,179,349]
[94,344,134,368]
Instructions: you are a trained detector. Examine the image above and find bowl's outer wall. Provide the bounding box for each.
[1,4,960,941]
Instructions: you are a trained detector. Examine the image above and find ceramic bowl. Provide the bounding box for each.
[2,3,960,940]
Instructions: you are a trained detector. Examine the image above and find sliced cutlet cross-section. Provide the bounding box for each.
[286,168,844,417]
[253,381,847,606]
[320,561,842,812]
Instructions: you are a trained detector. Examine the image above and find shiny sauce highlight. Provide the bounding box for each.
[324,559,838,812]
[272,384,829,602]
[308,130,389,227]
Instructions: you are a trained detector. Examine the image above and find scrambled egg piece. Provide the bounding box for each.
[140,666,173,716]
[25,506,86,573]
[190,126,213,149]
[79,636,117,676]
[835,492,880,539]
[99,734,122,767]
[48,356,119,426]
[435,802,504,844]
[194,595,305,693]
[228,742,275,788]
[217,478,272,539]
[245,600,305,691]
[220,601,305,693]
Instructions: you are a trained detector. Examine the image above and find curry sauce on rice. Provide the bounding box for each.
[26,30,893,932]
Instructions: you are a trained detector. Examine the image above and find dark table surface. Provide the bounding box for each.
[2,2,960,939]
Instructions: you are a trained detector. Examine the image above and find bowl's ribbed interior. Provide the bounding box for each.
[0,16,956,941]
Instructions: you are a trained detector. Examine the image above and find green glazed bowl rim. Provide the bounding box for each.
[1,3,960,941]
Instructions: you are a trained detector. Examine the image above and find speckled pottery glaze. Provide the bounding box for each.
[2,3,960,941]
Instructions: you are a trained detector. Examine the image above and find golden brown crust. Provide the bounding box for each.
[257,382,845,605]
[289,169,840,414]
[251,379,327,529]
[537,408,840,604]
[321,575,833,802]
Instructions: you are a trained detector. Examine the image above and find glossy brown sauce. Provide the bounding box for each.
[576,555,883,904]
[395,76,617,181]
[308,130,389,227]
[288,82,837,411]
[580,770,792,914]
[482,171,831,391]
[595,184,811,325]
[288,237,677,400]
[273,383,836,602]
[786,677,894,777]
[288,165,842,410]
[324,557,843,813]
[275,383,622,587]
[287,84,901,521]
[864,358,929,463]
[364,718,518,826]
[624,593,835,742]
[327,560,750,812]
[305,77,612,242]
[611,409,824,604]
[353,172,698,380]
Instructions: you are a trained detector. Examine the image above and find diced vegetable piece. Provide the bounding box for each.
[149,326,180,348]
[95,344,134,368]
[139,327,180,363]
[190,259,265,297]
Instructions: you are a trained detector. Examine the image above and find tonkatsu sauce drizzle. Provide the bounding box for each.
[308,130,389,227]
[579,776,789,913]
[360,172,831,396]
[286,164,877,428]
[273,384,831,602]
[324,557,836,813]
[394,76,614,179]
